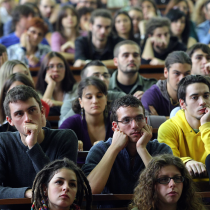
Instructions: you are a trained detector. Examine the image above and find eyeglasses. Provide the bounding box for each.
[117,116,145,125]
[46,63,64,70]
[92,73,110,79]
[156,176,184,184]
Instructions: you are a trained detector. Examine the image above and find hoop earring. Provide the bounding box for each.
[81,108,84,120]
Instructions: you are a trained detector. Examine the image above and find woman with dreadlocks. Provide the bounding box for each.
[31,158,92,210]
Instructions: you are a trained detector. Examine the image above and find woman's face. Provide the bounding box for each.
[62,9,78,29]
[115,14,131,35]
[174,1,188,15]
[12,64,33,82]
[46,56,66,83]
[79,85,107,116]
[171,16,186,36]
[80,12,91,31]
[141,1,156,19]
[128,10,143,33]
[155,165,183,208]
[47,168,77,210]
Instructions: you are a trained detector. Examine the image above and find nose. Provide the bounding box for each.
[62,183,69,192]
[202,57,208,64]
[199,96,207,106]
[92,96,98,103]
[24,112,31,122]
[178,74,185,82]
[169,178,176,187]
[130,118,139,128]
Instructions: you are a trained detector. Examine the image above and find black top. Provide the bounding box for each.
[141,36,187,64]
[75,33,124,61]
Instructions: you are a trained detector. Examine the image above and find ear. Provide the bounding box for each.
[42,184,48,196]
[6,116,14,126]
[113,57,118,67]
[164,67,168,79]
[112,121,119,131]
[79,98,83,108]
[179,99,186,109]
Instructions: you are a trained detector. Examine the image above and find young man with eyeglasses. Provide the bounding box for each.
[82,95,172,205]
[7,17,51,67]
[59,60,126,126]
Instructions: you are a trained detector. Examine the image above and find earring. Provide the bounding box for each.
[81,108,84,120]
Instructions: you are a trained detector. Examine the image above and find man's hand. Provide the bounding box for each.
[136,124,152,150]
[23,123,39,149]
[73,59,86,67]
[133,91,144,100]
[200,107,210,125]
[27,54,39,66]
[203,63,210,76]
[61,41,75,52]
[78,140,83,151]
[150,37,167,51]
[185,160,207,177]
[150,57,165,65]
[111,130,129,153]
[24,189,32,198]
[149,105,158,115]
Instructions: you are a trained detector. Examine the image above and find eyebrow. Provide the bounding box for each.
[189,92,210,97]
[57,177,77,181]
[172,70,191,73]
[121,114,144,119]
[13,105,37,115]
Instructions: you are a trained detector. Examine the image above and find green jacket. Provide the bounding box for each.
[109,70,157,95]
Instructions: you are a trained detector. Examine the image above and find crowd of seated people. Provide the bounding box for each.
[1,0,210,209]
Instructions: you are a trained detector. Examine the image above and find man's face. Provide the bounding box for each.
[27,26,44,47]
[86,66,110,88]
[114,44,141,76]
[6,98,44,137]
[191,49,210,76]
[113,106,146,143]
[76,0,97,9]
[17,14,33,33]
[164,63,191,92]
[91,17,112,43]
[151,26,170,53]
[39,0,55,18]
[180,83,210,120]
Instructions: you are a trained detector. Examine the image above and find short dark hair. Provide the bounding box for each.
[80,60,107,80]
[4,85,42,119]
[73,77,107,114]
[0,73,35,124]
[165,51,192,72]
[77,6,94,20]
[12,5,35,29]
[145,17,171,38]
[177,75,210,102]
[90,9,112,24]
[114,40,141,57]
[111,95,145,122]
[32,158,92,210]
[186,43,210,58]
[0,44,7,56]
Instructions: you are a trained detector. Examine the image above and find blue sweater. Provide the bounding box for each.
[82,138,172,194]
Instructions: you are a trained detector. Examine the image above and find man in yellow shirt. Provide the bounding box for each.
[158,75,210,177]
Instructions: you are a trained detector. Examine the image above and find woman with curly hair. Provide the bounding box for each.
[130,154,206,210]
[32,158,92,210]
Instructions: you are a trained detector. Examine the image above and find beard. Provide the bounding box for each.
[118,63,139,75]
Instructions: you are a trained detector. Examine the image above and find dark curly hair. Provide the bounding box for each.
[32,158,92,210]
[129,154,206,210]
[111,95,145,122]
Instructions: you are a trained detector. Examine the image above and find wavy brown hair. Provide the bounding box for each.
[129,154,206,210]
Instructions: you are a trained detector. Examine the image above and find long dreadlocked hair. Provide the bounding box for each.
[32,158,92,210]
